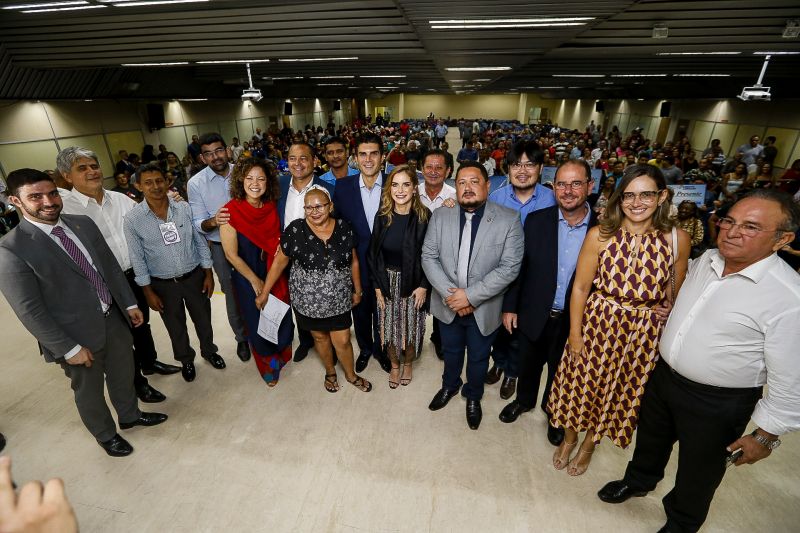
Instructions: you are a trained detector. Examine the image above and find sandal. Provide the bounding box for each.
[389,365,400,389]
[553,440,578,471]
[567,449,594,477]
[400,363,412,386]
[324,372,339,393]
[347,375,372,392]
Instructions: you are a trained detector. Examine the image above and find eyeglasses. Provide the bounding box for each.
[621,190,662,204]
[554,180,589,190]
[510,162,539,170]
[201,147,226,158]
[303,202,330,213]
[716,217,786,237]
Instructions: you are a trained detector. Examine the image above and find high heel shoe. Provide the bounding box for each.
[389,365,400,389]
[567,449,594,476]
[552,440,578,470]
[400,363,412,386]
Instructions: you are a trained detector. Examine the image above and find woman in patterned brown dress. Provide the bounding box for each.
[548,165,690,476]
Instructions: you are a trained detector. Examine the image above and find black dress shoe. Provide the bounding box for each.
[136,383,166,403]
[428,386,461,411]
[376,354,392,373]
[499,376,517,399]
[237,341,251,362]
[355,351,370,373]
[597,480,648,504]
[181,361,196,382]
[203,353,226,369]
[293,343,311,362]
[485,364,503,385]
[119,412,168,429]
[499,400,531,423]
[97,434,133,457]
[466,400,482,430]
[142,360,181,375]
[547,423,565,446]
[0,432,6,453]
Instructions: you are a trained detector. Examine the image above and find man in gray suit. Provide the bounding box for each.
[0,169,167,457]
[422,161,524,430]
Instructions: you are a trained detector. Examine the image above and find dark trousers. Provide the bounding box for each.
[59,307,140,442]
[352,284,382,357]
[125,269,157,388]
[439,314,499,401]
[490,326,519,378]
[151,267,218,363]
[515,312,568,411]
[623,360,762,533]
[209,241,246,343]
[430,317,441,347]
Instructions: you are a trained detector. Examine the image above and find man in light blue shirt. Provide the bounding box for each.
[486,140,556,399]
[318,136,357,189]
[187,132,249,362]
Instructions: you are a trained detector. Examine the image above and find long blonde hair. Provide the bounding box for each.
[600,164,673,238]
[378,164,429,226]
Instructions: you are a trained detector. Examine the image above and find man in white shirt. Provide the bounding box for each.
[57,147,180,404]
[598,189,800,533]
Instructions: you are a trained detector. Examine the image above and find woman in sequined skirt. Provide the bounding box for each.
[367,165,431,388]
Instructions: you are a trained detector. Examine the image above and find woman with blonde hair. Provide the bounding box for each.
[367,165,431,388]
[548,164,690,476]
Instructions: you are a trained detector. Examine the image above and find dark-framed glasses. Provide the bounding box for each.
[716,217,786,238]
[621,190,662,204]
[303,202,330,213]
[554,180,589,190]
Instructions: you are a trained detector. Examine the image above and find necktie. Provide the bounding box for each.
[51,225,112,307]
[457,212,473,288]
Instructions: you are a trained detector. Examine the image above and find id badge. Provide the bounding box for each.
[159,222,181,245]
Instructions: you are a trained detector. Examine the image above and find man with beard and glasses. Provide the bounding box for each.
[188,133,248,363]
[485,141,556,399]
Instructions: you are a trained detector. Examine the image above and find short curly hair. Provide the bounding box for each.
[229,157,279,202]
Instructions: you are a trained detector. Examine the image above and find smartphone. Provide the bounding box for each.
[725,448,743,467]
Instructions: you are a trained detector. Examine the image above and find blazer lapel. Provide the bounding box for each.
[19,218,85,278]
[469,203,495,266]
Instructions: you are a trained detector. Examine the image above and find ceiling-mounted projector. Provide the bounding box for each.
[738,85,771,101]
[242,88,262,101]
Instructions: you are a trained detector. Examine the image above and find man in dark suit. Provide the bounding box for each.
[498,159,597,445]
[0,169,167,457]
[276,143,335,362]
[332,133,392,373]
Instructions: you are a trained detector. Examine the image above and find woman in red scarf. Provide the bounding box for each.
[220,158,293,386]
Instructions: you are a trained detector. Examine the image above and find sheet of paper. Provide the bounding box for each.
[257,295,290,344]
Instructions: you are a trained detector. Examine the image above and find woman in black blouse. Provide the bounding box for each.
[257,186,371,393]
[367,165,431,388]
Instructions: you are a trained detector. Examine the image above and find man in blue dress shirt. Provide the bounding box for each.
[318,136,358,189]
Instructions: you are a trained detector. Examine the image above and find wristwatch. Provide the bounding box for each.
[751,429,781,450]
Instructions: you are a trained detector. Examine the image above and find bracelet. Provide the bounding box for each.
[750,429,781,450]
[354,291,363,297]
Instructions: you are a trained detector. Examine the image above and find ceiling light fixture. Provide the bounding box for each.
[309,76,354,79]
[431,23,587,29]
[552,74,605,78]
[113,0,209,6]
[656,51,741,56]
[675,73,730,77]
[652,23,668,39]
[4,1,86,9]
[316,83,344,86]
[360,75,406,78]
[21,4,104,11]
[611,74,668,77]
[279,57,358,62]
[538,86,564,89]
[445,66,512,72]
[265,76,303,80]
[753,51,800,55]
[177,98,208,101]
[196,59,270,64]
[122,61,189,66]
[429,17,593,29]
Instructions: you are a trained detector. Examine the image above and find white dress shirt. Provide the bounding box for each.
[660,250,800,435]
[60,188,136,271]
[284,179,314,226]
[418,182,456,211]
[359,174,383,232]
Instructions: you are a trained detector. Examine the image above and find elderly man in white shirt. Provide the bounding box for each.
[598,188,800,533]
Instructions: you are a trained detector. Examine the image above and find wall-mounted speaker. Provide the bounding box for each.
[660,101,672,117]
[146,103,165,130]
[333,100,341,111]
[595,101,605,113]
[284,102,293,115]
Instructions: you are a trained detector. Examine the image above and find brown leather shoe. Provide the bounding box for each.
[485,364,503,385]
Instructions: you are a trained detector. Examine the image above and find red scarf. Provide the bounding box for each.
[225,199,289,303]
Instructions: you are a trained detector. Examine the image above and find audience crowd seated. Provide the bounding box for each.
[1,113,799,533]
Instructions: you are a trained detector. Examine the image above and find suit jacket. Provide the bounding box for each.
[276,174,335,229]
[367,210,431,304]
[502,205,598,342]
[421,201,524,336]
[0,215,137,363]
[332,173,384,289]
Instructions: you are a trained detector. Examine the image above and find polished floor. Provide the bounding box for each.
[1,287,798,533]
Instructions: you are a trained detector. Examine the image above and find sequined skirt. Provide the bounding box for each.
[378,269,426,361]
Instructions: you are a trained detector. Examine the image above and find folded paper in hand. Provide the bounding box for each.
[257,295,290,344]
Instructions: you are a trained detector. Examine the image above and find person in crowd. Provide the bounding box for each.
[125,163,225,383]
[161,152,188,199]
[479,148,496,177]
[58,147,179,405]
[598,189,800,533]
[187,133,250,363]
[434,120,448,148]
[674,200,705,257]
[230,137,244,162]
[157,144,169,162]
[486,141,556,399]
[753,162,776,188]
[319,136,358,188]
[762,135,778,165]
[548,164,690,476]
[736,135,764,167]
[141,145,157,164]
[457,140,479,165]
[499,160,598,447]
[367,165,431,388]
[257,186,371,393]
[112,172,142,202]
[683,158,715,184]
[422,162,523,430]
[187,134,201,162]
[387,140,407,167]
[277,143,335,363]
[333,133,392,373]
[115,149,135,176]
[593,175,616,219]
[660,156,683,185]
[221,158,293,386]
[0,169,166,457]
[778,158,800,195]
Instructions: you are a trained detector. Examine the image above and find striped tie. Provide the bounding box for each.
[51,225,113,307]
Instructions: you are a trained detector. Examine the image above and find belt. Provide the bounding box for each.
[660,360,761,396]
[548,308,564,318]
[152,265,199,283]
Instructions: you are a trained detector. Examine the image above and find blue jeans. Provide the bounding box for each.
[439,314,499,401]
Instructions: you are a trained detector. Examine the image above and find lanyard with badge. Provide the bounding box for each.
[159,221,181,245]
